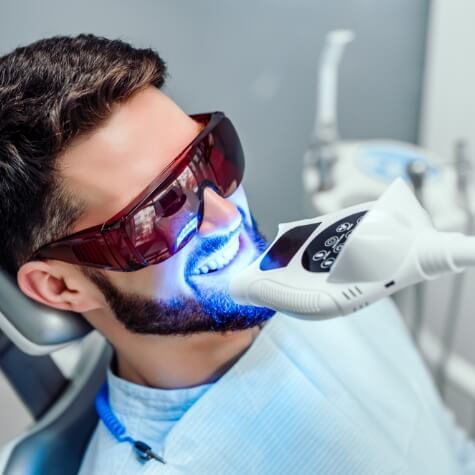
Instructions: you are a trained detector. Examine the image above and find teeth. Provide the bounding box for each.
[193,234,240,275]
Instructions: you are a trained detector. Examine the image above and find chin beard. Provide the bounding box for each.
[83,275,275,335]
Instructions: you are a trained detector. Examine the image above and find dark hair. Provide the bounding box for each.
[0,34,167,277]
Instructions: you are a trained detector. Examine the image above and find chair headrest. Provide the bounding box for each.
[0,269,92,355]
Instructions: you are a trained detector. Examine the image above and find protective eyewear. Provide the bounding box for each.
[29,112,245,271]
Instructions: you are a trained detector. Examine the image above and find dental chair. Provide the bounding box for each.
[0,268,111,475]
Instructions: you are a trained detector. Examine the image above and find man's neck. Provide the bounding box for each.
[112,325,261,389]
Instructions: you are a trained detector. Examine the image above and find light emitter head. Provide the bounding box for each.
[229,179,464,320]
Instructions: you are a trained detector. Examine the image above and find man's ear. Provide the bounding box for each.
[17,260,103,313]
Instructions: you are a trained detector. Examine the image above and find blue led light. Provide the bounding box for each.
[176,216,199,249]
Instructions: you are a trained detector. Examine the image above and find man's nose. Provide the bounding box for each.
[198,187,241,236]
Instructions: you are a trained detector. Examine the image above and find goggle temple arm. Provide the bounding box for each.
[32,230,125,271]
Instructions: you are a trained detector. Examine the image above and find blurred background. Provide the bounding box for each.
[1,0,474,448]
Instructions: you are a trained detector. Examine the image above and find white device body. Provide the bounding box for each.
[230,179,467,320]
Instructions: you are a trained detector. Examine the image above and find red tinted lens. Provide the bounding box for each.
[205,116,245,197]
[120,167,201,268]
[107,114,244,270]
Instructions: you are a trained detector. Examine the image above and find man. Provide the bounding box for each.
[1,33,474,474]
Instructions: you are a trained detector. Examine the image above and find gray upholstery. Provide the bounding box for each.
[0,269,91,355]
[1,332,111,475]
[0,265,108,473]
[0,332,68,419]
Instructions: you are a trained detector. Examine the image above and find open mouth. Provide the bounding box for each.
[189,232,241,276]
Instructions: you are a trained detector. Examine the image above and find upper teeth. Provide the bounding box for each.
[192,234,240,275]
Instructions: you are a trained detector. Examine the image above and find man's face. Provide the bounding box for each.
[59,86,274,335]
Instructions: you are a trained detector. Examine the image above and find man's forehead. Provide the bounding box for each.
[59,87,200,232]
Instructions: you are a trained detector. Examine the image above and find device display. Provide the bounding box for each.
[260,222,320,271]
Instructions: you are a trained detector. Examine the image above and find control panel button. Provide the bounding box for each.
[302,211,367,273]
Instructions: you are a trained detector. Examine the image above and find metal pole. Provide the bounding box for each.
[406,159,428,344]
[436,140,472,398]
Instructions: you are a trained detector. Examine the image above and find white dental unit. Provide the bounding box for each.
[232,30,474,319]
[231,30,475,414]
[301,30,473,233]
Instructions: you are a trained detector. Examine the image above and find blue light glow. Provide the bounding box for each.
[185,227,240,278]
[176,216,199,249]
[182,207,275,329]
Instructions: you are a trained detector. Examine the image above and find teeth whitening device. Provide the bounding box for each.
[230,178,475,320]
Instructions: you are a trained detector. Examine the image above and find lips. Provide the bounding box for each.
[190,233,241,275]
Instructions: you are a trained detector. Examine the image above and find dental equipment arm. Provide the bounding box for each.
[230,178,475,320]
[313,29,354,145]
[304,30,354,194]
[406,158,428,340]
